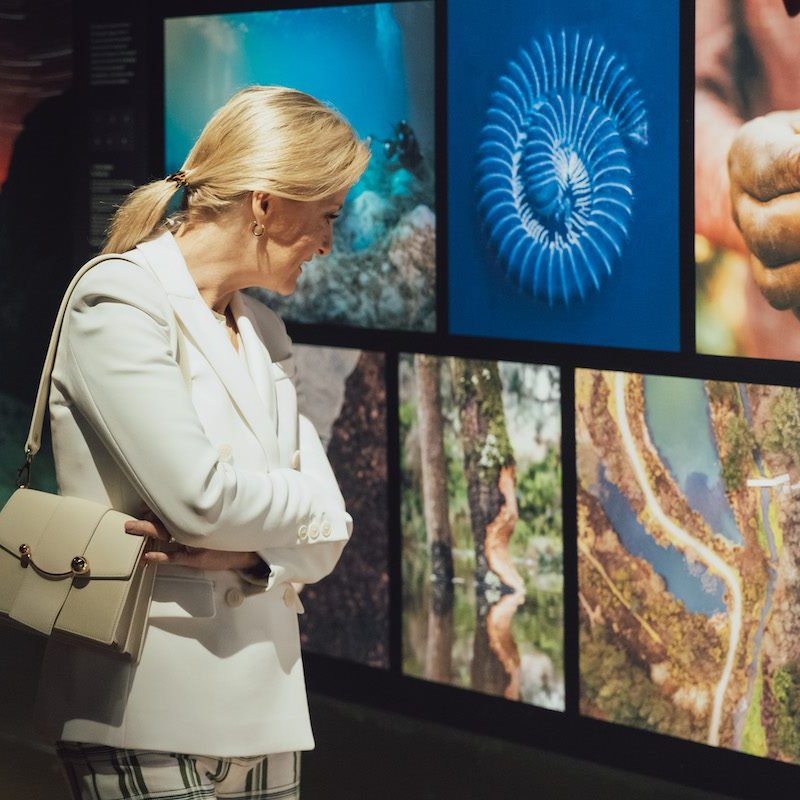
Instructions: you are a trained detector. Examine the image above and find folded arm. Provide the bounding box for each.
[61,260,351,553]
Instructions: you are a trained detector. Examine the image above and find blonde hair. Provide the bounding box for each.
[103,86,371,254]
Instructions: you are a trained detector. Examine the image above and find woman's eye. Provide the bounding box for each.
[327,213,340,221]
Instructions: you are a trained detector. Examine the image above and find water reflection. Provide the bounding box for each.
[404,548,564,709]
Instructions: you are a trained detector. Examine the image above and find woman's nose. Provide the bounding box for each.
[317,232,333,256]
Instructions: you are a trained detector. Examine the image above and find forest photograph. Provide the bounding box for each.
[401,355,563,708]
[293,344,389,668]
[578,369,800,762]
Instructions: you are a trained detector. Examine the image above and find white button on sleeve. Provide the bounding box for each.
[225,587,244,608]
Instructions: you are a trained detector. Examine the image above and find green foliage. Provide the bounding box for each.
[580,627,705,741]
[511,587,563,667]
[769,663,800,760]
[720,415,755,492]
[516,446,562,543]
[763,389,800,465]
[742,666,768,757]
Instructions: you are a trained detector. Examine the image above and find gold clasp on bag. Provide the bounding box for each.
[18,544,90,578]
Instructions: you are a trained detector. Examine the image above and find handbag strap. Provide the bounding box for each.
[18,253,143,482]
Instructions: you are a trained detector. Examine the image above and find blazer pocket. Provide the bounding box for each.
[149,575,216,619]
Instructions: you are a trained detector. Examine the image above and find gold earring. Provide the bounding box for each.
[251,220,265,237]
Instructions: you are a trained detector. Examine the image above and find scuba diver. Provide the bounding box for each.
[373,120,424,174]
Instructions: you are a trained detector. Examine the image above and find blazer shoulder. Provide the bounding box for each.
[69,255,173,326]
[239,292,292,362]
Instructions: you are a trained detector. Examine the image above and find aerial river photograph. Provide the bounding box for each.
[577,369,800,762]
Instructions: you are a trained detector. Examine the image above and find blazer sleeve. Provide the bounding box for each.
[57,259,351,552]
[241,296,351,585]
[252,415,349,585]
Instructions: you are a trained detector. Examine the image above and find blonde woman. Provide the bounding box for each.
[33,86,369,800]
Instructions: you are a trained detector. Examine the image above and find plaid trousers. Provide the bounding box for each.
[57,742,301,800]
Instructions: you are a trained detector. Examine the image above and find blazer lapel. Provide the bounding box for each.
[135,234,280,467]
[232,293,278,432]
[233,293,299,468]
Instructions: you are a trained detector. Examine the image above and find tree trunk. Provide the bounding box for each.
[451,358,524,698]
[414,354,454,682]
[450,359,522,591]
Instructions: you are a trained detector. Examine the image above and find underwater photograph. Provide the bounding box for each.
[293,344,389,668]
[401,354,563,709]
[448,0,679,350]
[577,369,800,762]
[164,3,436,333]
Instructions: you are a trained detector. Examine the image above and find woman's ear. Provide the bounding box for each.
[250,191,270,222]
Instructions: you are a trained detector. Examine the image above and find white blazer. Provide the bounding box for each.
[34,231,351,757]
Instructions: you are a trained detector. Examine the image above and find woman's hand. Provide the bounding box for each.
[124,510,261,571]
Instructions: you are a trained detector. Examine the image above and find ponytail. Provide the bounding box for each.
[101,178,184,255]
[101,86,370,254]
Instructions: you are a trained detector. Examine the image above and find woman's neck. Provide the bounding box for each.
[172,207,255,313]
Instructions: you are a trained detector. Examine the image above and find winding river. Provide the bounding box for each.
[613,373,743,747]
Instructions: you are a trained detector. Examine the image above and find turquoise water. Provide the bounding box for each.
[644,375,742,545]
[597,471,726,616]
[164,4,433,175]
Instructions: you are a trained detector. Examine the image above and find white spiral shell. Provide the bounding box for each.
[477,30,648,305]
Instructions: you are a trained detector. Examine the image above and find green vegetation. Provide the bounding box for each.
[753,503,768,554]
[768,501,783,556]
[580,627,706,740]
[769,663,800,760]
[512,586,563,667]
[516,447,562,544]
[721,415,756,492]
[742,666,768,757]
[763,389,800,464]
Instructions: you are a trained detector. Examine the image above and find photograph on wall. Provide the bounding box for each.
[165,2,435,332]
[578,369,800,762]
[401,355,563,708]
[293,344,388,668]
[696,1,800,360]
[448,0,678,350]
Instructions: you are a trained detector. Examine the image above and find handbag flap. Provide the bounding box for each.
[0,489,143,635]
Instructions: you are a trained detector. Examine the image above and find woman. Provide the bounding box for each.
[34,86,370,799]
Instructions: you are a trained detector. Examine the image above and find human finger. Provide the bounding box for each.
[143,548,256,571]
[124,519,166,540]
[749,254,800,311]
[732,189,800,267]
[729,112,800,201]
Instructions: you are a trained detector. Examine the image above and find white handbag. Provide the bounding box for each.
[0,254,156,662]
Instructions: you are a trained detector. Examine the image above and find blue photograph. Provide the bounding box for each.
[449,0,679,350]
[165,2,435,332]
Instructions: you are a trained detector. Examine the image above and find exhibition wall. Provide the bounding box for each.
[4,0,800,797]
